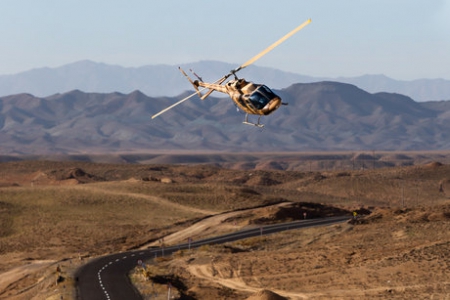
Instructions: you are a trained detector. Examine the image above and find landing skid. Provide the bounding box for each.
[243,114,264,128]
[243,121,265,128]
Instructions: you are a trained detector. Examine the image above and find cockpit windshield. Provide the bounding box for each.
[248,85,278,109]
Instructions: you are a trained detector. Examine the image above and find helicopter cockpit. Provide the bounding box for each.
[248,85,279,109]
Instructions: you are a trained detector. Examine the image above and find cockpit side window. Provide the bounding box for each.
[249,91,269,109]
[248,85,277,109]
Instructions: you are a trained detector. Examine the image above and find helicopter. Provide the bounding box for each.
[152,19,311,128]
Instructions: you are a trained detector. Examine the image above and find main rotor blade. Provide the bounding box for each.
[239,18,311,70]
[151,88,207,119]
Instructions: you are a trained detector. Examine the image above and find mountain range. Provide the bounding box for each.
[1,81,450,155]
[1,60,450,102]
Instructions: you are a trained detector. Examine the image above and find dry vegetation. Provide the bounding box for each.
[131,203,450,299]
[0,156,449,299]
[154,205,450,299]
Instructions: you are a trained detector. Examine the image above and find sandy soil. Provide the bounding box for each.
[76,183,217,216]
[137,204,450,299]
[1,160,450,299]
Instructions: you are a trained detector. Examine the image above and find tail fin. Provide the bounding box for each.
[179,67,203,98]
[189,69,203,82]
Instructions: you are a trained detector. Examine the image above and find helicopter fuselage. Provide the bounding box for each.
[195,79,282,116]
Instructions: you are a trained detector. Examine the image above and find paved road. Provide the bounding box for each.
[75,215,350,300]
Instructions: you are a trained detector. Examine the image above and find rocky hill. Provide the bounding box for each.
[1,82,450,154]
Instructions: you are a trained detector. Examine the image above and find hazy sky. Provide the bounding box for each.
[2,0,449,80]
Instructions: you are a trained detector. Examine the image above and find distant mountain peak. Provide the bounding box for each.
[0,61,449,101]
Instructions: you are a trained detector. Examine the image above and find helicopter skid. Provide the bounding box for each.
[243,121,265,128]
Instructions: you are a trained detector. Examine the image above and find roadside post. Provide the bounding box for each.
[167,282,172,300]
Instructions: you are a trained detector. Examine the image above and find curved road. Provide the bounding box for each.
[75,215,350,299]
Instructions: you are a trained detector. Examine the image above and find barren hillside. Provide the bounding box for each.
[2,82,450,154]
[0,160,449,299]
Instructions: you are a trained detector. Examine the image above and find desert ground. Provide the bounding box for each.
[0,154,449,299]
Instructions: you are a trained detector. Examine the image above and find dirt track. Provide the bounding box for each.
[75,183,217,216]
[142,202,292,248]
[186,264,309,299]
